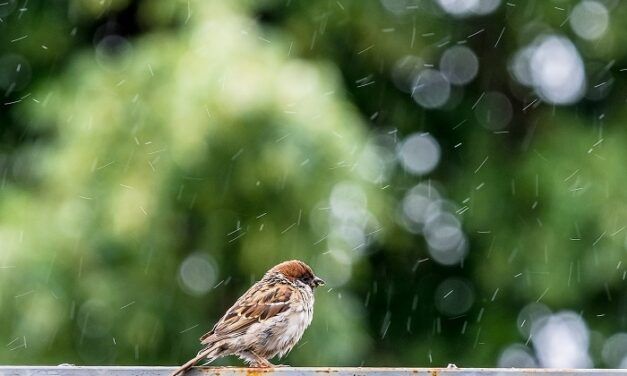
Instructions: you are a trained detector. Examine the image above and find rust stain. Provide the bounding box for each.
[429,369,439,376]
[245,367,273,376]
[198,366,272,376]
[245,369,262,376]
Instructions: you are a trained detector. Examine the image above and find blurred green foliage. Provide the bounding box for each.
[1,0,626,369]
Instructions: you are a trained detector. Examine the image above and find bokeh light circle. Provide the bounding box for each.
[424,212,468,265]
[411,69,451,109]
[529,36,586,104]
[356,143,395,183]
[473,0,501,15]
[531,311,592,367]
[602,332,627,368]
[517,302,551,338]
[434,277,475,316]
[570,1,609,40]
[330,182,368,222]
[402,183,441,228]
[498,344,538,367]
[0,54,32,92]
[440,46,479,85]
[0,0,17,17]
[437,0,479,16]
[314,252,352,287]
[95,35,134,71]
[397,133,441,175]
[509,47,534,86]
[392,55,424,93]
[474,91,513,130]
[436,0,501,17]
[178,252,218,296]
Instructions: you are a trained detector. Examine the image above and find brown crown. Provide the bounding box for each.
[269,260,315,281]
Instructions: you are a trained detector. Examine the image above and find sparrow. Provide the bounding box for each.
[172,260,325,376]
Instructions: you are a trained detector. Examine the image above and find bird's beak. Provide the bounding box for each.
[313,277,325,287]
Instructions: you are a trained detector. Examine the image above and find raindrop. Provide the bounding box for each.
[585,62,614,101]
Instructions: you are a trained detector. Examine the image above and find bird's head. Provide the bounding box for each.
[269,260,325,289]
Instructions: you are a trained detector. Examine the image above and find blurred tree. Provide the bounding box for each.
[1,0,383,366]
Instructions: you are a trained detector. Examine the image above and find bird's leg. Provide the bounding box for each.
[246,351,274,368]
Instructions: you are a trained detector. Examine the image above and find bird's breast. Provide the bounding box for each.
[269,290,314,358]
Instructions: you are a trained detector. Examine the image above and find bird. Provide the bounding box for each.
[171,260,325,376]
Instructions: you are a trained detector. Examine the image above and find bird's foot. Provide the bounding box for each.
[249,357,273,368]
[250,362,272,368]
[242,350,276,368]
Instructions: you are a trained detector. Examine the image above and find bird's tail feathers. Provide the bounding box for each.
[170,344,221,376]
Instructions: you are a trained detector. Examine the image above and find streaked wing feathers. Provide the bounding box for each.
[199,281,294,344]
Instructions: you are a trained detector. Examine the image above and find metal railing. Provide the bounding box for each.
[1,367,626,376]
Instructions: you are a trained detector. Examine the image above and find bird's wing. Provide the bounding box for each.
[199,281,294,344]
